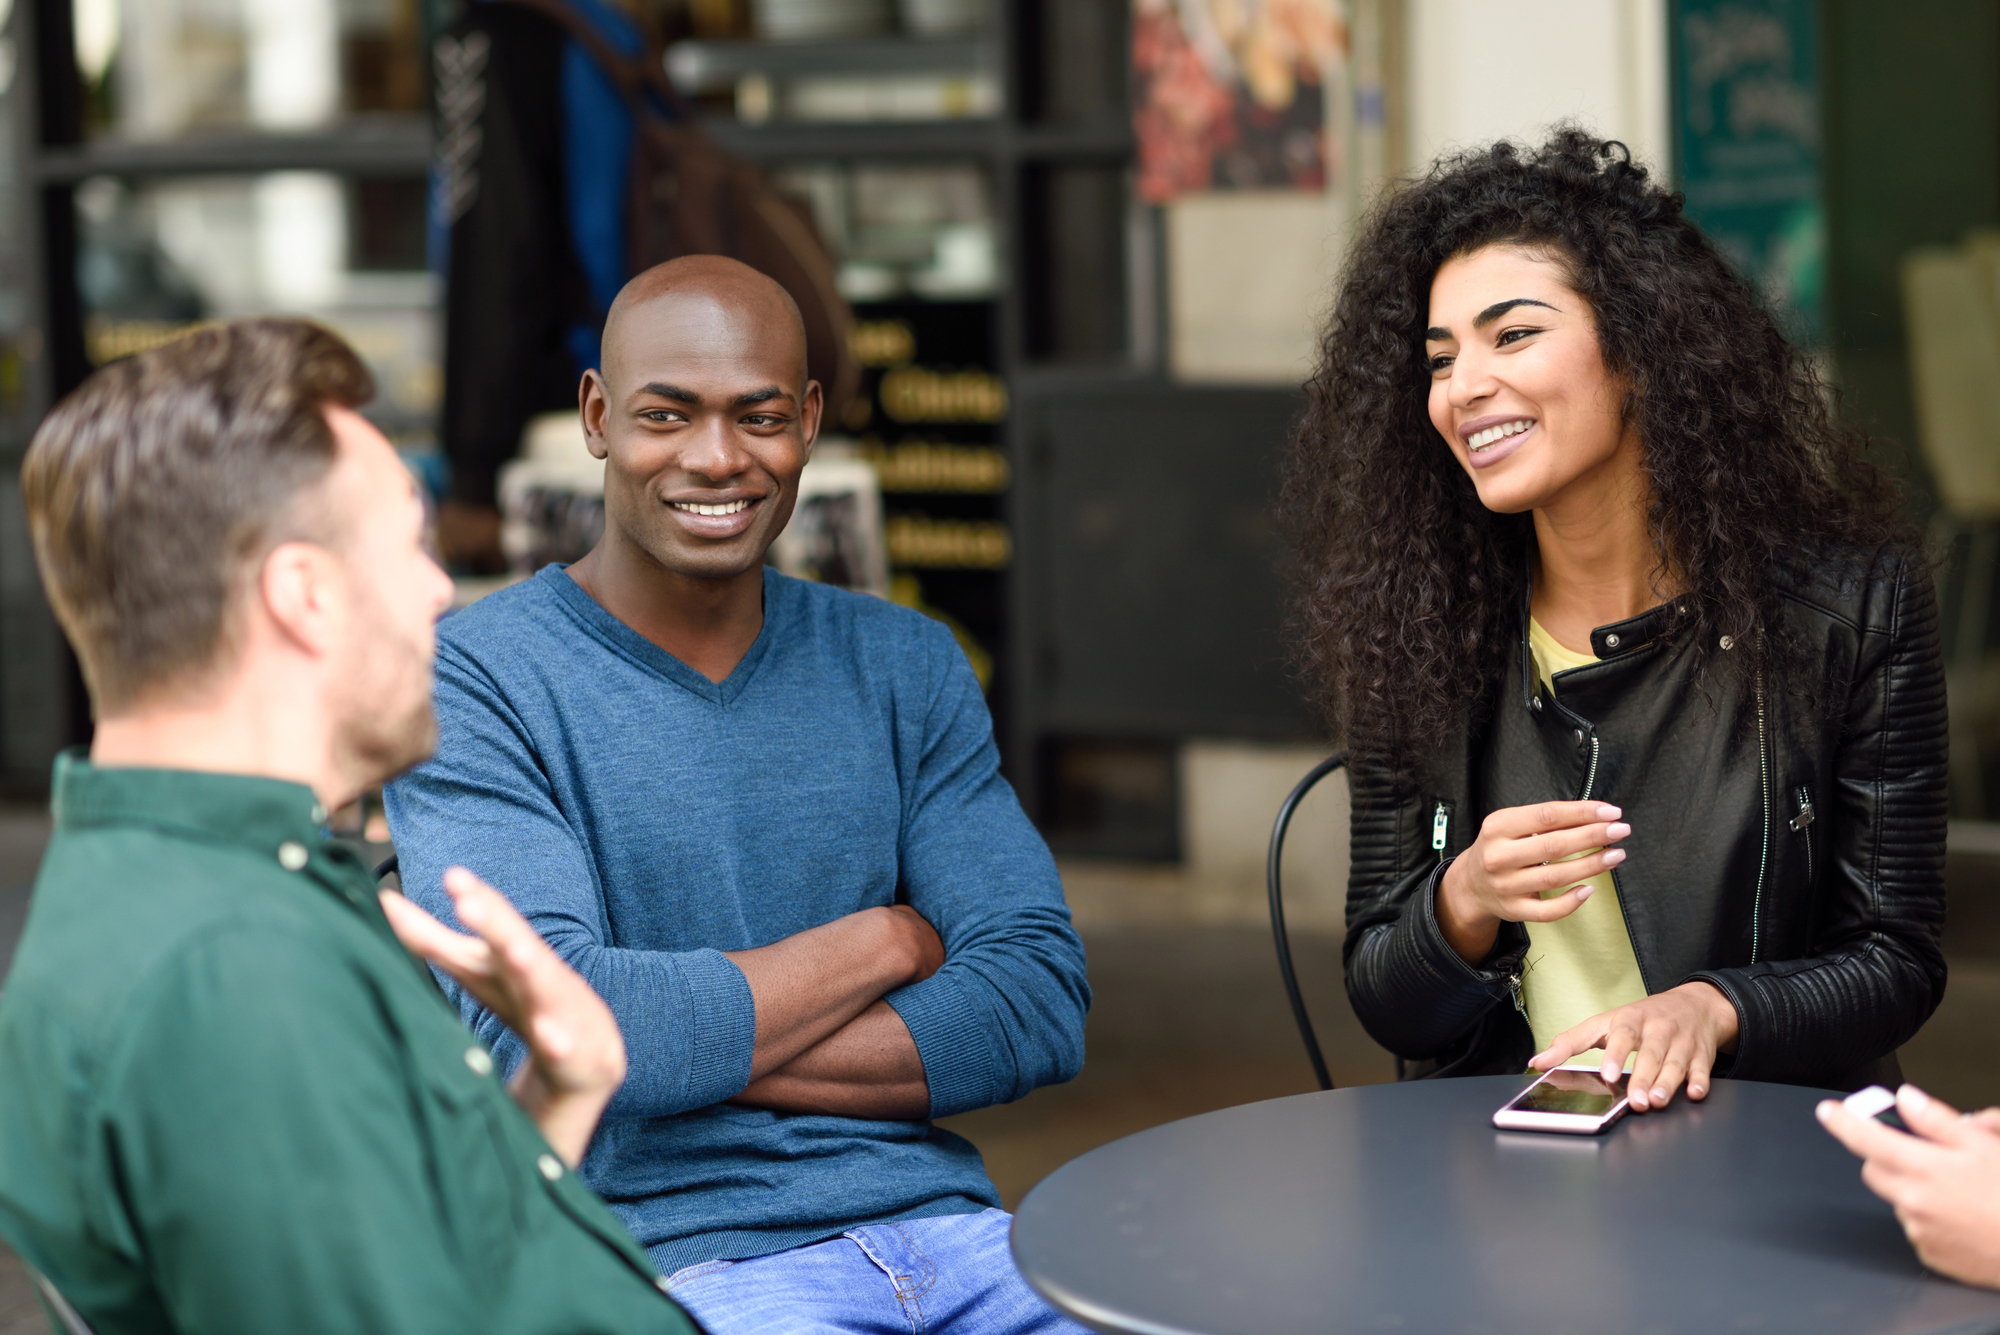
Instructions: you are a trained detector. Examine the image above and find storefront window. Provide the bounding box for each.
[76,0,424,140]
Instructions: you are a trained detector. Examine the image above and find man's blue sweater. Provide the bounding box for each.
[384,566,1088,1274]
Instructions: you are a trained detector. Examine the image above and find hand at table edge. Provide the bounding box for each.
[1527,980,1738,1112]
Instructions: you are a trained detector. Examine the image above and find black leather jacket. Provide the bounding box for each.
[1343,546,1947,1091]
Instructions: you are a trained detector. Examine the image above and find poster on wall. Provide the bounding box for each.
[1131,0,1348,203]
[1672,0,1824,344]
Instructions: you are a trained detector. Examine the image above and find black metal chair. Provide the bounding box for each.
[1265,753,1348,1092]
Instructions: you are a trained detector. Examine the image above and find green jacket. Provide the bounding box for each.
[0,755,700,1334]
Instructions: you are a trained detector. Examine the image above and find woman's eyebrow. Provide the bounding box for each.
[1472,297,1559,329]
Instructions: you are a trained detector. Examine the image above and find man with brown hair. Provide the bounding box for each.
[0,319,698,1334]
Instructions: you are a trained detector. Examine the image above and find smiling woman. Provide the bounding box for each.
[1282,129,1947,1110]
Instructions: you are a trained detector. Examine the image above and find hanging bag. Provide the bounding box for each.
[503,0,860,413]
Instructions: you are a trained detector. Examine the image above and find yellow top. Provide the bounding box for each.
[1520,618,1649,1053]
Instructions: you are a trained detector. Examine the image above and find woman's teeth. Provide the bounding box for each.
[671,500,751,516]
[1468,420,1534,452]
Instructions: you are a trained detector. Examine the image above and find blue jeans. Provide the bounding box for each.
[660,1208,1090,1335]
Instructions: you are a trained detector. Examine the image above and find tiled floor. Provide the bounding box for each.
[2,804,1999,1330]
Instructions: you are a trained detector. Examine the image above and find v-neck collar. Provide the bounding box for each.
[538,563,783,706]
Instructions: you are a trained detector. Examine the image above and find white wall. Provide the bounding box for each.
[1057,741,1351,932]
[1181,740,1350,930]
[1167,0,1671,385]
[1406,0,1669,177]
[1167,191,1346,384]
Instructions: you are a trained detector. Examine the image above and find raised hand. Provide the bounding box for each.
[1436,800,1631,962]
[380,866,626,1166]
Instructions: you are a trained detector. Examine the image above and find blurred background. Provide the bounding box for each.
[1,0,1999,1318]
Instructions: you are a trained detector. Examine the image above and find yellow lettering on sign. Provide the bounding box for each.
[886,516,1013,569]
[867,441,1010,493]
[879,367,1009,423]
[849,320,916,368]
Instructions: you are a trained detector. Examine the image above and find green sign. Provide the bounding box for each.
[1672,0,1825,344]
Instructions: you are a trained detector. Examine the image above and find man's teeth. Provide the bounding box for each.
[1468,420,1534,452]
[672,500,752,516]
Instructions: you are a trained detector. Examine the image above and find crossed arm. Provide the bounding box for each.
[380,869,949,1167]
[386,620,1086,1129]
[720,904,945,1119]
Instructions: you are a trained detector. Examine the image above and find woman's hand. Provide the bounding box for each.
[1818,1085,2000,1288]
[1529,981,1739,1112]
[1436,801,1630,962]
[380,867,627,1166]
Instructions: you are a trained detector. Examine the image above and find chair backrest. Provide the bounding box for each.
[1266,753,1347,1092]
[30,1267,100,1335]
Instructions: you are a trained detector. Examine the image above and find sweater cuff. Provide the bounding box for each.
[886,971,995,1120]
[676,948,757,1107]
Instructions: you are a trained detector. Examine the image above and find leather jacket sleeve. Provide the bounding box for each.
[1342,741,1529,1063]
[1690,552,1949,1082]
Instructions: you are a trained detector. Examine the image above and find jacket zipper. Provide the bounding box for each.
[1752,675,1770,963]
[1580,733,1601,801]
[1435,797,1523,1011]
[1791,785,1815,885]
[1440,799,1512,1007]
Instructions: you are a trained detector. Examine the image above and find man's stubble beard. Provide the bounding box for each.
[330,612,439,790]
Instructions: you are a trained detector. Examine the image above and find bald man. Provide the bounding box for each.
[386,257,1091,1333]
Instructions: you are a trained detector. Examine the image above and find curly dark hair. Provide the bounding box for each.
[1280,127,1914,751]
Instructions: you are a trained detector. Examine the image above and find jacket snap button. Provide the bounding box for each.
[1604,633,1620,649]
[1530,696,1543,712]
[1573,728,1586,747]
[537,1153,564,1182]
[463,1046,494,1077]
[276,842,308,871]
[1720,635,1735,650]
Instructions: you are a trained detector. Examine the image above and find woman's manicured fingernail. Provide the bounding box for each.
[1816,1100,1835,1121]
[1653,1087,1668,1103]
[1574,884,1595,901]
[1900,1084,1930,1113]
[1603,848,1626,867]
[1607,822,1632,840]
[1691,1085,1706,1098]
[1596,805,1621,820]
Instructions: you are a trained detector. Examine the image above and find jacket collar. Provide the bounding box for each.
[1516,579,1683,714]
[50,749,329,859]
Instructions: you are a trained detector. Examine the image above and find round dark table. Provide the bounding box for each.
[1012,1075,2000,1335]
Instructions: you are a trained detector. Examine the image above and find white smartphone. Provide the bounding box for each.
[1842,1084,1909,1132]
[1491,1067,1632,1134]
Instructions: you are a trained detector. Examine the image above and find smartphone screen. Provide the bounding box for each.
[1842,1085,1910,1133]
[1509,1068,1628,1116]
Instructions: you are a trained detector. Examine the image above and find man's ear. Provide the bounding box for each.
[579,371,612,461]
[800,379,824,459]
[258,541,347,659]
